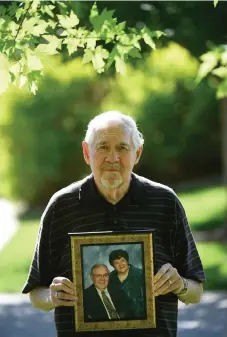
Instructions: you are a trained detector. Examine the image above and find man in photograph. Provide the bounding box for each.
[109,249,146,318]
[83,264,135,321]
[23,110,205,337]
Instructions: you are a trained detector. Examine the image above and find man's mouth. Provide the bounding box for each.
[106,168,119,171]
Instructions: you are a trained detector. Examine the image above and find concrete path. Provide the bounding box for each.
[0,198,20,250]
[0,291,226,337]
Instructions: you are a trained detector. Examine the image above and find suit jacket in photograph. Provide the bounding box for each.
[83,283,135,322]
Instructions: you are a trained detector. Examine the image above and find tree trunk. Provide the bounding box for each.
[221,97,227,230]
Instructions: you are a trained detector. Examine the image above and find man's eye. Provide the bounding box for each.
[120,146,128,151]
[97,145,107,150]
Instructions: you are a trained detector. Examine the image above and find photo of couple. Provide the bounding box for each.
[81,244,146,322]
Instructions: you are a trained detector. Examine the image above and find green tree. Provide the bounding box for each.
[0,56,110,205]
[0,0,163,95]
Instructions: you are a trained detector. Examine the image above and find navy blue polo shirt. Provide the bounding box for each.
[22,173,205,337]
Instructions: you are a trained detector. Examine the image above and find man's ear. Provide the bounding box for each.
[82,141,90,165]
[135,145,143,165]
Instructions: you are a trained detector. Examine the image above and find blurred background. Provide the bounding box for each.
[0,1,226,337]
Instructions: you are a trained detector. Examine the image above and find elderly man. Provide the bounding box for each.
[83,264,134,321]
[22,111,205,337]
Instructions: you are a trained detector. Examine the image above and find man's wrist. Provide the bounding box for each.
[173,277,188,296]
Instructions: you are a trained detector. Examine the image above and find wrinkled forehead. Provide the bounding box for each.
[92,121,131,145]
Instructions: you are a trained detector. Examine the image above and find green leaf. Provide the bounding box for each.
[9,62,21,78]
[129,48,141,59]
[29,80,38,95]
[141,27,165,50]
[82,49,93,64]
[7,2,18,18]
[15,8,24,21]
[64,37,80,56]
[32,20,49,36]
[26,54,43,72]
[0,5,6,17]
[214,0,218,7]
[57,10,79,29]
[115,56,126,75]
[118,32,141,51]
[106,46,119,70]
[86,38,96,50]
[196,51,218,83]
[89,3,99,24]
[0,52,10,95]
[90,4,115,33]
[217,80,227,99]
[212,67,227,78]
[144,34,156,49]
[117,44,132,56]
[91,46,109,73]
[36,35,61,55]
[221,51,227,65]
[41,4,55,18]
[23,17,38,33]
[19,75,27,89]
[149,30,166,39]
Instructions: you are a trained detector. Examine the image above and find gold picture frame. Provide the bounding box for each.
[70,230,156,332]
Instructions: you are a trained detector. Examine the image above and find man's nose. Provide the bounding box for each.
[106,150,119,162]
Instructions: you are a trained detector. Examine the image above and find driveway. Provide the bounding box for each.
[0,291,226,337]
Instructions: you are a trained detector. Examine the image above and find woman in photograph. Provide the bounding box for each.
[109,249,146,318]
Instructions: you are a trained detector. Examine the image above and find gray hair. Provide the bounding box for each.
[90,264,109,275]
[84,111,144,150]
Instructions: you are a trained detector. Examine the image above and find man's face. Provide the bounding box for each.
[113,257,129,274]
[91,265,110,290]
[82,122,143,189]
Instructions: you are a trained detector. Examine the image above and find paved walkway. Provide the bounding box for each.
[0,291,226,337]
[0,198,20,250]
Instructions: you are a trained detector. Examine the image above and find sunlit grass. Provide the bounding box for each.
[197,242,227,290]
[178,186,226,231]
[0,219,39,292]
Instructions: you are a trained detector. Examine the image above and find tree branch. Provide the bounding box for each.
[14,1,33,43]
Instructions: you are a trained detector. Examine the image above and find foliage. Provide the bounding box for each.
[0,56,109,204]
[102,43,220,184]
[0,0,164,95]
[0,43,221,205]
[197,44,227,98]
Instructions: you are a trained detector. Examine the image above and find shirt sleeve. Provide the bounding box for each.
[174,197,206,283]
[22,198,56,293]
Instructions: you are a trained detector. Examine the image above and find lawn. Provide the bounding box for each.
[197,242,227,290]
[0,218,39,293]
[0,184,226,292]
[178,186,226,231]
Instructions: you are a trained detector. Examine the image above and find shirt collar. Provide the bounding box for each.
[96,287,108,295]
[79,172,147,209]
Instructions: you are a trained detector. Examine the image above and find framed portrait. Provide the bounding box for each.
[70,230,155,332]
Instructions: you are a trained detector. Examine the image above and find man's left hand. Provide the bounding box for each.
[153,263,183,296]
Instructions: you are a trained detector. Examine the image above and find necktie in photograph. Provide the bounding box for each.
[101,291,119,319]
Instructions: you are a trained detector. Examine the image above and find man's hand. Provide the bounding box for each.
[50,277,78,307]
[153,263,183,297]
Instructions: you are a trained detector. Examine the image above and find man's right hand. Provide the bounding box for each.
[50,277,78,307]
